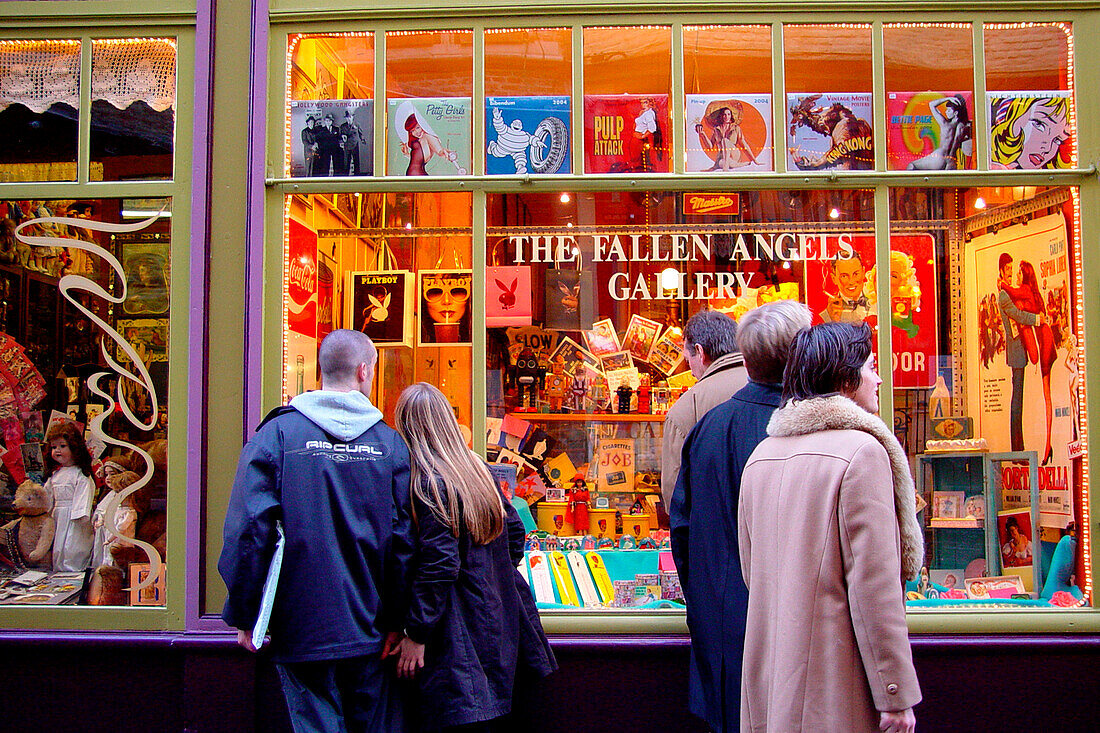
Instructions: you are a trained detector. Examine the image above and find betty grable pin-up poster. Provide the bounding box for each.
[685,94,773,173]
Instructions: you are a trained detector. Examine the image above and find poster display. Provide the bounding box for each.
[583,94,671,174]
[387,98,471,176]
[885,235,938,389]
[886,91,974,171]
[419,270,473,345]
[965,213,1074,528]
[988,91,1073,170]
[346,271,413,347]
[287,219,318,338]
[289,99,374,177]
[786,93,874,171]
[685,94,773,172]
[485,96,571,175]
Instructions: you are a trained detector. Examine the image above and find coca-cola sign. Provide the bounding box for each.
[287,219,317,338]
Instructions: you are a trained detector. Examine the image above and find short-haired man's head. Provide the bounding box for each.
[999,252,1013,276]
[737,300,812,384]
[782,321,873,403]
[318,329,377,385]
[683,309,738,362]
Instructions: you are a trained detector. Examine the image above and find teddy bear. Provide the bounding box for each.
[0,481,55,571]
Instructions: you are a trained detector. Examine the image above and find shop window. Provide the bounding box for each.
[883,23,975,171]
[0,39,80,182]
[582,26,671,174]
[485,188,871,610]
[286,32,375,177]
[682,25,773,173]
[484,28,572,176]
[385,30,473,176]
[889,185,1089,607]
[783,24,874,172]
[89,38,177,181]
[0,198,171,607]
[283,192,473,429]
[984,23,1075,170]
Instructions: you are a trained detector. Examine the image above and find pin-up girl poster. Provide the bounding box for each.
[989,92,1073,170]
[419,270,472,345]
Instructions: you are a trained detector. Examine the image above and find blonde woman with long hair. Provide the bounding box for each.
[387,383,555,732]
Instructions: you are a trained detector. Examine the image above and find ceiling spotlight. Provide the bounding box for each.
[405,222,413,230]
[659,267,679,292]
[828,207,840,219]
[560,193,571,204]
[974,197,987,210]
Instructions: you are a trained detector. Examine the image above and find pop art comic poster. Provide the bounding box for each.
[347,271,413,346]
[485,96,571,175]
[486,265,533,327]
[289,99,374,177]
[584,94,670,174]
[387,98,471,176]
[685,94,773,173]
[964,213,1074,528]
[886,91,974,171]
[786,93,874,171]
[988,91,1074,170]
[287,219,318,338]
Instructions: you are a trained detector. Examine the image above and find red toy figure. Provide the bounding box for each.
[637,373,652,414]
[569,473,590,534]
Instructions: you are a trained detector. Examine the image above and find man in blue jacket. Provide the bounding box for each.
[670,300,811,733]
[220,329,415,732]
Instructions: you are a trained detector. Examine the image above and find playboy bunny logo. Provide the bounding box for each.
[496,277,518,310]
[367,292,391,322]
[558,281,580,313]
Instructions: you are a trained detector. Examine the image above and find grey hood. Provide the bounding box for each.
[289,390,384,442]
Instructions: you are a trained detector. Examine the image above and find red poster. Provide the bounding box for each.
[584,94,670,174]
[287,219,318,338]
[317,260,334,341]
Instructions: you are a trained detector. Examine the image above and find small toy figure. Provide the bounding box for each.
[629,496,647,515]
[545,354,568,413]
[616,384,634,414]
[514,346,543,412]
[570,372,588,413]
[569,473,590,534]
[0,481,55,571]
[637,374,652,414]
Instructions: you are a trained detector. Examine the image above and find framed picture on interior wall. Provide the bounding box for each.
[418,270,473,345]
[117,319,169,364]
[345,271,413,347]
[121,241,170,316]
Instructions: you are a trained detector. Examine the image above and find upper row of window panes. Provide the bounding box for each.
[285,23,1074,176]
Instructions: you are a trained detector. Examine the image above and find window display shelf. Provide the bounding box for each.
[505,412,665,423]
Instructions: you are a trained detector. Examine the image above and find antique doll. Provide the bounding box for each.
[43,421,96,571]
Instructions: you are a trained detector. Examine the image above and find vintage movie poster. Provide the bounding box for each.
[804,234,877,328]
[786,93,874,171]
[287,219,318,338]
[647,327,685,376]
[582,318,621,356]
[486,266,533,327]
[886,235,938,389]
[544,269,595,331]
[599,351,634,373]
[887,91,974,171]
[289,99,374,177]
[346,271,413,346]
[583,94,671,174]
[419,270,472,345]
[485,96,571,175]
[965,213,1074,528]
[622,314,662,363]
[547,337,600,379]
[685,94,773,173]
[988,91,1073,170]
[387,97,471,176]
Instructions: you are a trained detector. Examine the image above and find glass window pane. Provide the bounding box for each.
[884,24,975,171]
[783,25,874,171]
[683,25,773,173]
[287,33,375,178]
[0,197,171,606]
[385,31,473,176]
[583,26,671,173]
[0,39,80,182]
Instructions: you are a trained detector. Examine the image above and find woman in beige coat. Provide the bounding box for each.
[738,322,923,733]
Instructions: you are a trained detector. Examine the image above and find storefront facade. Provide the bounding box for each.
[2,1,1100,730]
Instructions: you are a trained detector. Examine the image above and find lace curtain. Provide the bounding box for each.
[0,38,176,114]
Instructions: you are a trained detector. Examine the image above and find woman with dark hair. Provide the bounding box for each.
[737,322,923,733]
[907,94,972,171]
[1003,259,1057,464]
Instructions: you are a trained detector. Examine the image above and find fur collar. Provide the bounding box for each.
[768,394,924,581]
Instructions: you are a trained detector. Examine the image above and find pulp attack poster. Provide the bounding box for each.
[786,93,874,171]
[886,91,974,171]
[485,96,571,175]
[583,94,670,174]
[988,91,1074,170]
[685,94,773,173]
[289,99,374,177]
[965,213,1075,528]
[287,219,318,338]
[387,97,472,176]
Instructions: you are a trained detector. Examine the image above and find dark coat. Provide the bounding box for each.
[219,406,415,664]
[406,479,556,730]
[669,381,782,733]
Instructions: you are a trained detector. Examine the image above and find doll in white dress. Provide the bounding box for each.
[44,421,96,572]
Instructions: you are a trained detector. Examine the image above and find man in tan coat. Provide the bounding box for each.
[660,309,747,507]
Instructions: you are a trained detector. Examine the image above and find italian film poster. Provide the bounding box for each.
[685,94,773,173]
[988,90,1074,170]
[346,270,414,347]
[786,93,874,171]
[886,91,974,171]
[289,99,374,177]
[965,213,1075,528]
[583,94,671,174]
[387,97,472,176]
[485,96,571,175]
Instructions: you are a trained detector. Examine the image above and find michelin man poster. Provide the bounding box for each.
[485,96,571,175]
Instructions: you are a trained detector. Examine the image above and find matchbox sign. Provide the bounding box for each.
[683,193,740,216]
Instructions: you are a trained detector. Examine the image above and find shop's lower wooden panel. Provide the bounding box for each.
[0,632,1098,731]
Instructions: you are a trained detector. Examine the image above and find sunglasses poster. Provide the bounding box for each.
[346,271,413,347]
[419,270,473,345]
